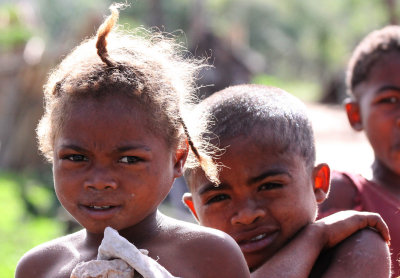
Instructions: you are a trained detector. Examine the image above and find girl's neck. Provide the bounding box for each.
[372,159,400,198]
[84,210,164,248]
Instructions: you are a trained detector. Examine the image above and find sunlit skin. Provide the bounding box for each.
[184,130,322,271]
[346,51,400,197]
[52,95,178,236]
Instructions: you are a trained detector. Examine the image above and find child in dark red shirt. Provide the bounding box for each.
[319,25,400,276]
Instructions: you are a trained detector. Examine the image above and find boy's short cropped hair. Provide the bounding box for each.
[347,25,400,96]
[185,84,316,177]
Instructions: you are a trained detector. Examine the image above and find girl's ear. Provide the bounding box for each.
[313,163,330,204]
[173,139,189,178]
[182,193,199,221]
[344,98,363,131]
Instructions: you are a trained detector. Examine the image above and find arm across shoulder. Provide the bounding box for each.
[318,228,391,278]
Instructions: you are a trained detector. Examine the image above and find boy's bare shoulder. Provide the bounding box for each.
[316,228,390,278]
[160,217,250,278]
[15,230,86,278]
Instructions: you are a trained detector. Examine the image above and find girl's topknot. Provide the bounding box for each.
[37,4,219,184]
[346,25,400,97]
[96,4,121,67]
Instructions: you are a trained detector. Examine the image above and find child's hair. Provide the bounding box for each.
[36,4,219,183]
[346,25,400,97]
[184,84,316,180]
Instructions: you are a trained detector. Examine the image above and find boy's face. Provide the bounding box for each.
[184,131,328,271]
[52,94,186,234]
[348,51,400,175]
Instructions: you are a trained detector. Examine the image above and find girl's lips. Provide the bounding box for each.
[79,204,122,220]
[238,231,279,253]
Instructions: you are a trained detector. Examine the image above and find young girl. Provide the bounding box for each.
[15,5,249,278]
[319,25,400,277]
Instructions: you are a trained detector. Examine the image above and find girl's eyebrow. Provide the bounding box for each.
[59,144,86,152]
[376,85,400,93]
[116,145,152,152]
[247,169,291,185]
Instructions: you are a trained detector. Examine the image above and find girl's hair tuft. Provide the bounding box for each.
[96,4,123,67]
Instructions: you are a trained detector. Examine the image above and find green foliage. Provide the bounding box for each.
[0,4,33,50]
[0,172,65,278]
[252,74,319,102]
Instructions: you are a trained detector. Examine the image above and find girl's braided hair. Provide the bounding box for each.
[37,4,219,184]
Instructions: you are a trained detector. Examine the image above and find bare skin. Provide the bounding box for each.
[185,129,391,278]
[252,211,390,278]
[15,95,250,278]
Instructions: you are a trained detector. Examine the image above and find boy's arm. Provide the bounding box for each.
[251,210,389,278]
[321,228,391,278]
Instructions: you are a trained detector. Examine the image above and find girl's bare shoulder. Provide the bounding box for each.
[157,216,250,278]
[15,229,87,278]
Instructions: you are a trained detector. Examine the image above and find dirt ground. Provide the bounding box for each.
[307,102,373,179]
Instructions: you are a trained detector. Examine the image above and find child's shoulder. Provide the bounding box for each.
[15,229,87,278]
[315,228,390,277]
[159,216,250,278]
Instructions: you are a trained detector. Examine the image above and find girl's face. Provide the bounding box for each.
[185,132,322,271]
[353,51,400,176]
[52,94,184,234]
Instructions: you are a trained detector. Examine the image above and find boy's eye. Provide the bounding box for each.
[206,194,230,204]
[258,182,282,191]
[378,96,398,104]
[63,154,88,162]
[119,156,142,164]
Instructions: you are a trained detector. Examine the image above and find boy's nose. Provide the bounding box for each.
[231,206,266,225]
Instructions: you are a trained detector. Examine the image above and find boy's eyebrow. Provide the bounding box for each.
[376,85,400,93]
[198,183,228,196]
[247,169,291,185]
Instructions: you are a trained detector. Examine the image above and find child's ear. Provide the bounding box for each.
[313,163,330,204]
[182,193,199,222]
[173,139,189,178]
[344,98,363,131]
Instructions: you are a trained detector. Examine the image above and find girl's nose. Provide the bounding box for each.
[84,167,117,190]
[231,205,266,225]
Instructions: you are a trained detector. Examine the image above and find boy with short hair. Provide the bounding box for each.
[183,84,391,277]
[319,25,400,277]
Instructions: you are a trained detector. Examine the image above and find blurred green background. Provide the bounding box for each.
[1,0,399,276]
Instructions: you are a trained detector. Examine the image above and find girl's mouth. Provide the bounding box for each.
[89,205,113,210]
[80,204,121,220]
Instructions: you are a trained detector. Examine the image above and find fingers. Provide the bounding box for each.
[318,210,390,246]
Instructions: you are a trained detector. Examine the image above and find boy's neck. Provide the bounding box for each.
[84,210,163,247]
[372,159,400,198]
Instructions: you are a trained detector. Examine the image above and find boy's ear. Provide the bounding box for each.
[313,163,330,204]
[182,193,199,222]
[173,139,189,178]
[344,98,363,131]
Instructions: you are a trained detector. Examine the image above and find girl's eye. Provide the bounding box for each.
[206,194,230,205]
[258,182,282,191]
[119,156,142,164]
[64,154,88,162]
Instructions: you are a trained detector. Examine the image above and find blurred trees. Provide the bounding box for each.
[0,0,399,182]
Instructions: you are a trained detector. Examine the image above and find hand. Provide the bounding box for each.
[312,210,390,249]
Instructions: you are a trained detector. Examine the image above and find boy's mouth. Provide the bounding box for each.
[249,233,267,242]
[236,230,279,254]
